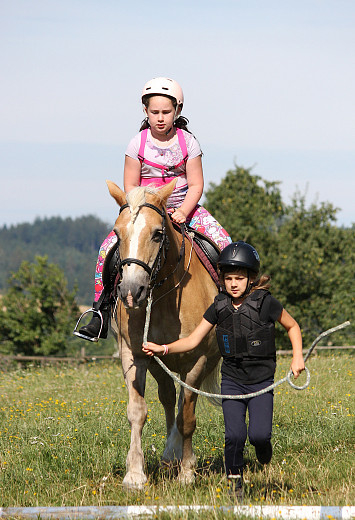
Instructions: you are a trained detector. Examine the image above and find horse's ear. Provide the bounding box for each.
[106,180,127,207]
[157,179,178,204]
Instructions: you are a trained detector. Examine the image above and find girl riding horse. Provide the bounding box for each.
[76,77,231,342]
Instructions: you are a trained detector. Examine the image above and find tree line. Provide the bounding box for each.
[0,165,353,356]
[0,215,111,304]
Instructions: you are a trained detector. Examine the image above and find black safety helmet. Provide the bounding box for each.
[217,241,260,274]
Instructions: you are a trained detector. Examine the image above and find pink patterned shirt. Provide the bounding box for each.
[125,129,201,208]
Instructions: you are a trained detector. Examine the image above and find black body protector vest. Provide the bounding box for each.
[214,289,276,359]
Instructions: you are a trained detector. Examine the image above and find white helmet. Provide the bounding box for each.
[141,77,184,107]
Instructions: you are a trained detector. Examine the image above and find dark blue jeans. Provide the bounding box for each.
[221,375,274,475]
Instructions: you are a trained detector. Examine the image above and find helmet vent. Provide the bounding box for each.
[141,78,184,106]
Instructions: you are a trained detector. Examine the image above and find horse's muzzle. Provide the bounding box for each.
[116,269,150,309]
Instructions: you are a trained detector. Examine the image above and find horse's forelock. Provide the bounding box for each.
[126,186,160,223]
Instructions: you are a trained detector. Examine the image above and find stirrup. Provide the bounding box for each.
[73,308,103,342]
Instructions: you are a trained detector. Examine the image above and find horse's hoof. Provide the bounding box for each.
[162,424,183,462]
[177,468,195,485]
[122,472,147,491]
[161,454,181,465]
[159,459,179,478]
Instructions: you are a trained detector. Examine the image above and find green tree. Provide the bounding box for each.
[270,194,354,348]
[0,256,80,356]
[204,164,285,269]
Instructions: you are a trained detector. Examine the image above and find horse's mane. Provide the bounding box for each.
[126,186,161,223]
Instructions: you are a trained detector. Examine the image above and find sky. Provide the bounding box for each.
[1,0,354,229]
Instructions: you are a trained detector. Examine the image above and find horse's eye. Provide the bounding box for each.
[152,230,163,242]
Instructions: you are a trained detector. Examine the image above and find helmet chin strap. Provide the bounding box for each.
[241,272,253,298]
[166,106,181,135]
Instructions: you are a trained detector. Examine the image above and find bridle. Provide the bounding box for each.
[117,202,184,290]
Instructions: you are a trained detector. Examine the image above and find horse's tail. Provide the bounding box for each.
[200,359,222,407]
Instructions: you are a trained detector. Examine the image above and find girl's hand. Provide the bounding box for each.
[171,208,186,224]
[278,309,304,379]
[290,356,305,379]
[142,342,165,357]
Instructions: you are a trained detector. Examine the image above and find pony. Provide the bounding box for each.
[106,179,221,490]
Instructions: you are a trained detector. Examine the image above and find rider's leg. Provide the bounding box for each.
[78,289,111,340]
[77,231,118,341]
[186,205,232,251]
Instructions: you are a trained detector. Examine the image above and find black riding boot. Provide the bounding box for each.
[74,291,111,342]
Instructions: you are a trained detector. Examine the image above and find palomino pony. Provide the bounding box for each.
[106,179,221,490]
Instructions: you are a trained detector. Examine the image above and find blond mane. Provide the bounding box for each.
[126,186,160,223]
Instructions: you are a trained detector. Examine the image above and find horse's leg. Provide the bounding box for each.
[121,346,149,490]
[171,357,205,485]
[175,354,221,484]
[176,386,198,484]
[148,361,181,462]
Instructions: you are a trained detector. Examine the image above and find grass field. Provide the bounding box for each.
[0,353,353,513]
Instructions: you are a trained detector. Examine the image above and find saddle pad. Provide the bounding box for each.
[171,221,221,287]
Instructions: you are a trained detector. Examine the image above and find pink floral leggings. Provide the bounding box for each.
[94,205,231,302]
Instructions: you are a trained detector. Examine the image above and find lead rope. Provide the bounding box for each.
[142,302,350,399]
